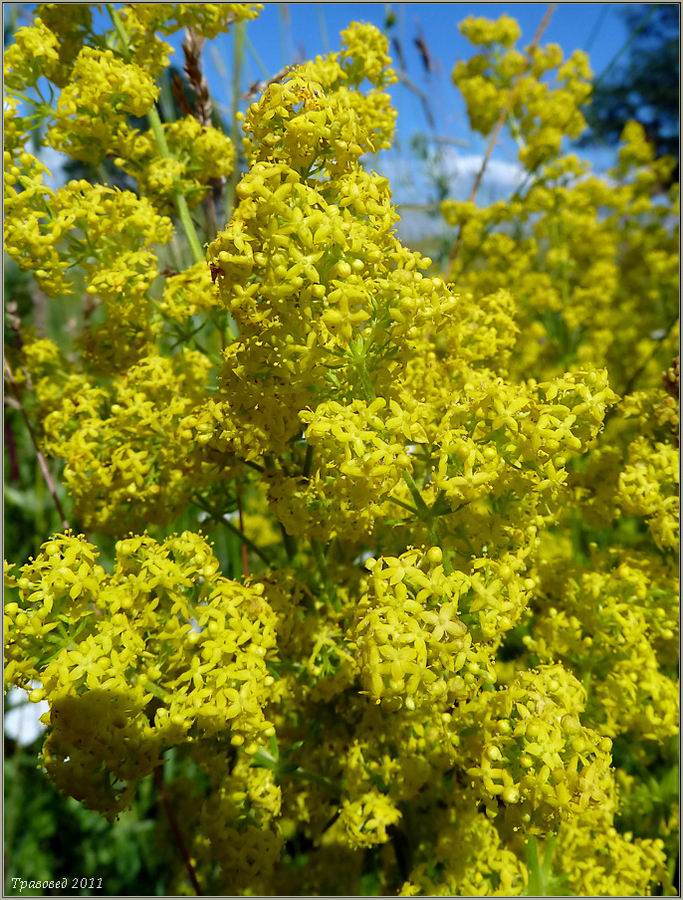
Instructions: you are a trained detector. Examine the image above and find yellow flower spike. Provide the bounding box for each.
[46,48,158,164]
[4,18,60,90]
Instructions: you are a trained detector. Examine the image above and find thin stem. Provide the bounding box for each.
[592,5,658,91]
[318,7,330,54]
[262,453,298,560]
[5,418,20,481]
[402,471,430,518]
[4,358,69,531]
[193,495,271,565]
[385,495,420,517]
[390,827,411,886]
[223,519,271,566]
[5,750,22,886]
[311,538,328,584]
[147,106,205,265]
[241,457,265,475]
[396,70,435,131]
[620,314,679,398]
[295,766,338,795]
[430,490,448,516]
[280,525,297,561]
[244,32,269,80]
[396,202,441,213]
[475,3,557,204]
[433,501,465,519]
[108,3,129,51]
[107,4,205,265]
[154,767,202,895]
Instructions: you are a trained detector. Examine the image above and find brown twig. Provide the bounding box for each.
[243,64,294,102]
[182,27,224,238]
[4,357,69,531]
[396,70,436,130]
[391,36,407,72]
[171,71,194,118]
[620,315,679,399]
[5,299,25,352]
[413,31,435,76]
[182,28,212,127]
[599,315,680,432]
[154,767,203,896]
[449,4,557,264]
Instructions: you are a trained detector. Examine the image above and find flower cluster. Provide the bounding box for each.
[36,351,214,533]
[354,548,526,709]
[6,532,277,815]
[454,665,614,830]
[47,48,159,163]
[453,14,591,168]
[116,116,235,211]
[3,16,60,90]
[400,799,528,896]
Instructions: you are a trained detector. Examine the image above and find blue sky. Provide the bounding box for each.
[215,4,631,225]
[195,3,631,215]
[7,3,632,150]
[233,4,628,142]
[7,3,635,222]
[202,4,630,160]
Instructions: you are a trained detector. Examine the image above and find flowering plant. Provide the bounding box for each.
[4,6,678,895]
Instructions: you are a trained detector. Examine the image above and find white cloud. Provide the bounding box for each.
[5,685,48,747]
[373,147,525,206]
[441,152,525,194]
[370,148,526,242]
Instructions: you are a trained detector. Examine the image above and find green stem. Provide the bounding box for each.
[4,748,25,889]
[107,4,205,265]
[524,834,559,896]
[593,5,658,91]
[193,495,272,565]
[244,32,269,79]
[140,676,174,702]
[311,538,328,583]
[525,837,541,895]
[108,4,129,50]
[385,495,420,517]
[147,106,205,264]
[221,516,271,566]
[402,471,430,518]
[241,457,265,475]
[280,525,297,561]
[354,356,375,401]
[295,766,338,795]
[311,538,340,609]
[430,489,448,516]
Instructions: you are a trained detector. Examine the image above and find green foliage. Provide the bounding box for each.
[5,734,172,895]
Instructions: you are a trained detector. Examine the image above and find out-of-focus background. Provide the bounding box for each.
[3,3,680,895]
